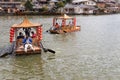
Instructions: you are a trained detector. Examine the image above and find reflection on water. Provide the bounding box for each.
[0,14,120,80]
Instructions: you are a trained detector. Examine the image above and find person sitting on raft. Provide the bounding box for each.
[23,35,35,52]
[17,32,24,39]
[16,32,24,47]
[23,28,31,37]
[31,31,39,46]
[31,31,36,38]
[54,23,60,30]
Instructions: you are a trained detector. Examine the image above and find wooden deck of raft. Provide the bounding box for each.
[50,26,80,34]
[15,45,41,55]
[14,38,41,55]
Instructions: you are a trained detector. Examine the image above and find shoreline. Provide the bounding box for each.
[0,12,120,16]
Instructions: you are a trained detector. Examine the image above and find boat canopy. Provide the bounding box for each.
[10,17,42,43]
[53,14,76,26]
[56,14,73,19]
[11,17,41,28]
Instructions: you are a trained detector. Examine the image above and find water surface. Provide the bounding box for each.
[0,14,120,80]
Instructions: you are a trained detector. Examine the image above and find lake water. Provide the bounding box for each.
[0,14,120,80]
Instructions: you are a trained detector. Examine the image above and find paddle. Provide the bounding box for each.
[47,49,55,54]
[0,43,14,58]
[40,42,55,54]
[46,27,53,33]
[40,42,48,52]
[63,30,67,33]
[0,52,9,58]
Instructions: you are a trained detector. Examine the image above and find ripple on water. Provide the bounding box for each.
[0,15,120,80]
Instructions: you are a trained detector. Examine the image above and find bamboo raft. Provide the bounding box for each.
[48,14,81,34]
[9,17,42,55]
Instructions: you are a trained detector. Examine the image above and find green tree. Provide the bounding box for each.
[56,1,65,8]
[24,0,33,11]
[41,6,48,12]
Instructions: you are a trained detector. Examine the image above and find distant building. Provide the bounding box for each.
[32,0,59,12]
[64,0,97,14]
[96,0,119,14]
[72,0,96,6]
[0,0,22,13]
[96,1,106,9]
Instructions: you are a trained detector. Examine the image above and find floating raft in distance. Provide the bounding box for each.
[48,14,81,34]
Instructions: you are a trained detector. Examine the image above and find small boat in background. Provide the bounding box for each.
[47,14,81,34]
[9,17,42,55]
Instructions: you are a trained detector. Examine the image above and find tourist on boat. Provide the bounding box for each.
[31,31,39,46]
[17,32,24,39]
[23,28,31,37]
[16,32,24,47]
[23,35,35,52]
[31,31,36,38]
[54,23,60,30]
[68,21,73,27]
